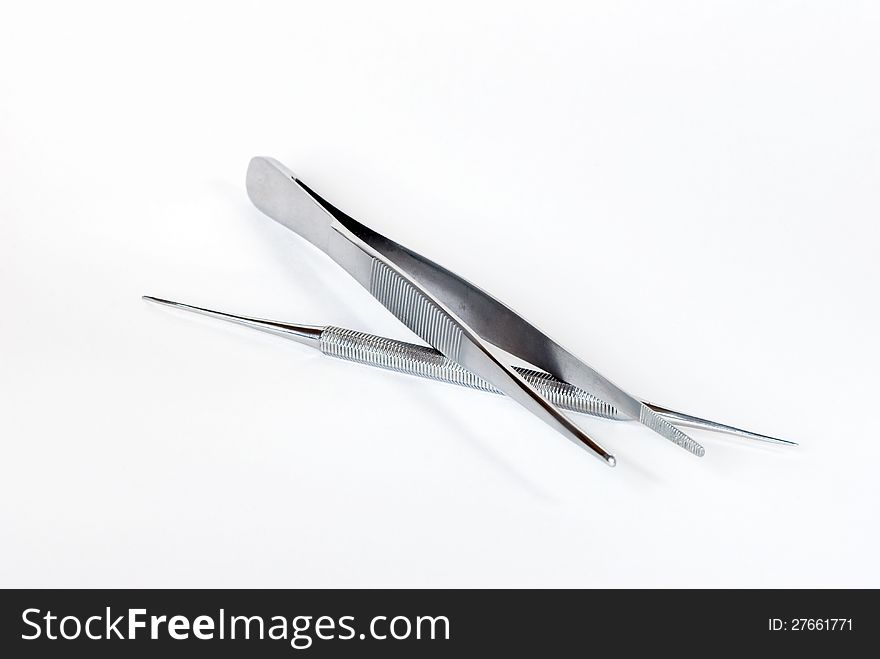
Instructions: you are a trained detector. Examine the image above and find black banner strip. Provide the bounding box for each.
[0,589,872,657]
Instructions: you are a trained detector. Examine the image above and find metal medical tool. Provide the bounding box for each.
[144,156,795,466]
[246,156,704,466]
[142,295,795,447]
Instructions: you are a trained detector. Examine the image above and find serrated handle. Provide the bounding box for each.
[320,326,621,420]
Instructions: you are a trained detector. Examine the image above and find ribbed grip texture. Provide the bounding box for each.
[639,404,706,457]
[369,259,463,360]
[320,326,621,420]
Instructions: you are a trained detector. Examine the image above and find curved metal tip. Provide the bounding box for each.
[605,455,617,468]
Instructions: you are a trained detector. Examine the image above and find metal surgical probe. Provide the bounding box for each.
[143,296,795,448]
[145,155,796,469]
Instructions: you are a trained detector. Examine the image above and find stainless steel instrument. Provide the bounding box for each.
[143,296,795,448]
[143,156,795,468]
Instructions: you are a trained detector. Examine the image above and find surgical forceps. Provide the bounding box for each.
[146,156,794,467]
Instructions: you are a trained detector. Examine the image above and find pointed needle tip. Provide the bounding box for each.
[142,295,178,308]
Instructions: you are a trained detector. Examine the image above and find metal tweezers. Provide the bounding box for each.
[146,156,794,467]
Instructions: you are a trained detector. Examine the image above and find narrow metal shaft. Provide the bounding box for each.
[143,296,323,348]
[143,296,796,447]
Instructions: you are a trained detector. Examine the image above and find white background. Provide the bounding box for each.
[2,1,878,588]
